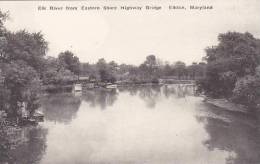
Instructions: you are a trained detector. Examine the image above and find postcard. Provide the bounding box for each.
[0,0,260,164]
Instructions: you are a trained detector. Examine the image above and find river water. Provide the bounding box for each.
[4,85,260,164]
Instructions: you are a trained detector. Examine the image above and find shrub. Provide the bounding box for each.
[232,75,260,108]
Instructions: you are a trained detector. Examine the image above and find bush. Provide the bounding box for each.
[232,75,260,108]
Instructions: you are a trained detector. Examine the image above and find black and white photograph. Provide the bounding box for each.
[0,0,260,163]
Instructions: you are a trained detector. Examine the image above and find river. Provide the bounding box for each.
[3,85,260,164]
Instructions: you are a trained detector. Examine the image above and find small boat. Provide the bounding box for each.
[106,84,117,89]
[73,83,82,92]
[28,118,37,124]
[33,111,44,122]
[20,118,38,126]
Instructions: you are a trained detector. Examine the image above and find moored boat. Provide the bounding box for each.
[73,83,82,92]
[105,84,117,89]
[33,110,44,122]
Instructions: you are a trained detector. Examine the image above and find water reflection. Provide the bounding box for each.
[1,126,48,164]
[196,104,260,164]
[41,93,81,124]
[118,84,196,108]
[162,84,196,98]
[82,88,118,109]
[119,85,162,108]
[3,84,260,164]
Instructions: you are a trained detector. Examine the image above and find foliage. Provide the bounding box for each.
[0,85,10,113]
[144,55,157,68]
[0,10,49,117]
[232,75,260,108]
[96,58,116,82]
[205,32,260,73]
[173,61,186,79]
[187,62,206,80]
[80,62,98,78]
[2,30,48,73]
[4,61,41,117]
[42,57,77,85]
[58,51,80,75]
[0,10,8,36]
[0,9,83,119]
[199,32,260,99]
[0,125,11,163]
[79,55,206,84]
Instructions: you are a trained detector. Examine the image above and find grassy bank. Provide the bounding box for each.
[204,98,250,113]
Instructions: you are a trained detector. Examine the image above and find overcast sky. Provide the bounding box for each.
[0,0,260,65]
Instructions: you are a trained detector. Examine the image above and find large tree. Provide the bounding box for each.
[0,11,48,117]
[4,61,41,117]
[173,61,186,79]
[0,10,8,35]
[187,62,206,80]
[0,11,8,63]
[58,51,80,75]
[96,58,116,83]
[199,32,260,98]
[80,62,98,78]
[137,55,160,82]
[205,32,260,76]
[2,30,48,73]
[42,56,76,85]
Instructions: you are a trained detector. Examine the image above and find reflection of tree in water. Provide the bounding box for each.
[138,86,161,108]
[1,126,48,164]
[162,84,196,98]
[118,85,161,108]
[41,93,81,123]
[118,86,139,96]
[118,85,196,108]
[82,88,118,109]
[196,104,260,164]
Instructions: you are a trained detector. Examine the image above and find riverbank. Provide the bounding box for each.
[204,98,249,113]
[42,82,161,93]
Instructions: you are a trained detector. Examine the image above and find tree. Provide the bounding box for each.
[4,61,41,117]
[163,64,173,76]
[0,11,8,63]
[96,58,116,83]
[0,76,10,112]
[0,10,8,35]
[0,11,47,118]
[199,32,260,98]
[108,61,118,74]
[187,62,197,80]
[174,61,186,79]
[231,65,260,107]
[2,30,48,73]
[187,62,206,80]
[42,56,77,85]
[58,51,80,75]
[232,75,260,108]
[137,55,160,83]
[256,65,260,77]
[80,62,98,78]
[144,55,157,67]
[205,32,260,76]
[0,36,7,62]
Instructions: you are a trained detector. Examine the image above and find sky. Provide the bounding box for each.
[0,0,260,65]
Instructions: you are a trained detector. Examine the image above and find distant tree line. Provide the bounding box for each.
[197,32,260,108]
[80,55,206,84]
